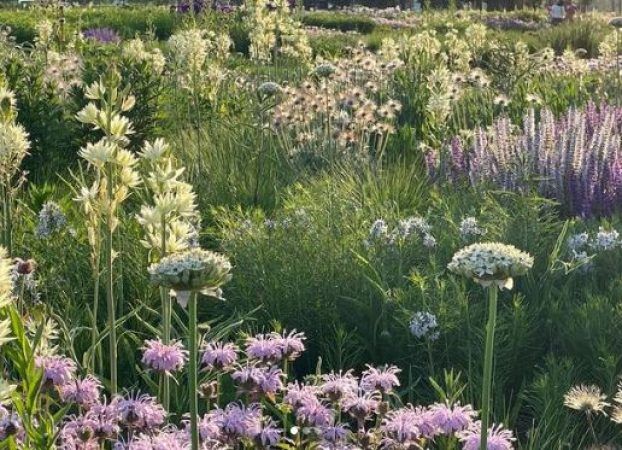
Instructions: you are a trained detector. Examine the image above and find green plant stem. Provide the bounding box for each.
[90,265,100,375]
[2,183,12,257]
[480,286,498,450]
[106,162,117,394]
[188,291,199,450]
[160,219,170,411]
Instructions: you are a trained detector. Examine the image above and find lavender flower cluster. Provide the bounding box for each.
[427,103,622,218]
[82,27,121,45]
[12,330,515,449]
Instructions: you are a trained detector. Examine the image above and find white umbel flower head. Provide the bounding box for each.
[448,242,533,290]
[148,248,232,294]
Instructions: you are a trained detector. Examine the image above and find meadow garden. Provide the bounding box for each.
[0,1,621,448]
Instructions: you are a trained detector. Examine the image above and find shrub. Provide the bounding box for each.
[301,12,376,34]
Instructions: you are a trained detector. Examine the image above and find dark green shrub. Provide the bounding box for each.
[301,12,376,34]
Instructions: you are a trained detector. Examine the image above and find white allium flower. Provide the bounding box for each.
[257,82,281,98]
[148,248,232,294]
[369,219,388,240]
[139,138,170,162]
[448,242,533,290]
[36,201,68,238]
[422,234,437,248]
[459,217,486,240]
[589,227,620,251]
[567,232,589,251]
[399,216,431,238]
[314,63,337,78]
[409,311,439,340]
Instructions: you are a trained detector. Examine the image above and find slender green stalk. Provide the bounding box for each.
[160,218,171,411]
[90,262,100,375]
[2,183,12,257]
[479,286,498,450]
[106,161,117,394]
[188,291,199,450]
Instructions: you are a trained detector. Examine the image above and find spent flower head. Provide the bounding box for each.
[564,385,610,415]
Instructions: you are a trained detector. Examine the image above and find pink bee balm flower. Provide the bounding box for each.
[458,422,515,450]
[201,341,239,370]
[268,329,306,360]
[428,402,476,434]
[35,355,77,386]
[59,375,102,408]
[111,392,166,431]
[141,339,188,374]
[245,334,283,364]
[320,370,358,401]
[360,364,401,393]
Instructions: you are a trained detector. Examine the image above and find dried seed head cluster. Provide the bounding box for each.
[43,51,83,97]
[267,47,402,166]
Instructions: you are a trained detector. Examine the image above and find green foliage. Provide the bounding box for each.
[301,12,376,34]
[0,6,179,43]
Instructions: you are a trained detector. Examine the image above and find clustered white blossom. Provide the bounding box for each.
[246,0,311,64]
[168,28,231,100]
[35,201,68,238]
[409,311,440,341]
[0,86,29,198]
[566,227,621,272]
[122,38,166,74]
[0,122,29,181]
[74,78,140,270]
[148,248,232,299]
[459,217,486,240]
[590,227,620,251]
[137,138,200,255]
[365,216,436,249]
[448,242,533,290]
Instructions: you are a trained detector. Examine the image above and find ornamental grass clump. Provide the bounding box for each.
[149,248,232,450]
[449,242,532,450]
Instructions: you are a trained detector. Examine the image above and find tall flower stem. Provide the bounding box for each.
[1,183,12,257]
[105,160,117,394]
[479,286,498,450]
[188,291,200,450]
[160,219,171,411]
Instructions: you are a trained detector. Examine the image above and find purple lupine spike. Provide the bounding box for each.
[438,103,622,218]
